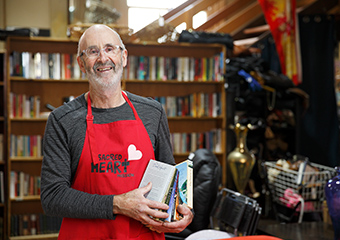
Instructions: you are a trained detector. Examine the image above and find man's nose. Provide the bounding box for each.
[98,49,110,62]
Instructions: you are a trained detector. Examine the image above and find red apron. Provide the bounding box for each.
[58,92,165,240]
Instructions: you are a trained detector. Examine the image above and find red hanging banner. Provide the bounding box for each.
[258,0,302,85]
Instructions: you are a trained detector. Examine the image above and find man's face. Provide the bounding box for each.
[78,27,127,88]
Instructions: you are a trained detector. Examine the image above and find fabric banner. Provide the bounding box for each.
[258,0,301,85]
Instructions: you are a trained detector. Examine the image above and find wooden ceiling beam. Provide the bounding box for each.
[165,0,221,29]
[195,0,257,31]
[211,1,263,35]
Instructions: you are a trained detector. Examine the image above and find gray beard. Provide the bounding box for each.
[91,66,123,88]
[86,60,124,88]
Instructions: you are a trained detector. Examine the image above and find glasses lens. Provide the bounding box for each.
[86,47,100,57]
[84,45,122,58]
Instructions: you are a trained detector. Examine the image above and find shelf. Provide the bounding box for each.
[10,77,87,83]
[11,195,40,202]
[10,118,48,122]
[10,157,43,162]
[10,233,58,240]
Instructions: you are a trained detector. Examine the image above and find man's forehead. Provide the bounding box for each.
[81,32,117,49]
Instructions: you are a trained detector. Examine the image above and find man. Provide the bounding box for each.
[40,24,193,239]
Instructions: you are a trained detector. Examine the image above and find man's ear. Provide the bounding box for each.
[77,56,86,73]
[122,49,128,68]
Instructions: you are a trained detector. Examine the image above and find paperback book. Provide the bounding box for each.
[139,159,193,222]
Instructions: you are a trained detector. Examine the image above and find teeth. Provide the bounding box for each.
[98,67,112,72]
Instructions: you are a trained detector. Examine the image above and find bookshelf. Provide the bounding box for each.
[5,36,227,239]
[0,49,6,240]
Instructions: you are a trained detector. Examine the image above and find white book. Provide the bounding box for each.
[139,159,177,204]
[34,53,42,79]
[10,171,16,198]
[21,52,30,78]
[41,53,49,79]
[53,53,61,80]
[183,57,190,82]
[28,53,35,79]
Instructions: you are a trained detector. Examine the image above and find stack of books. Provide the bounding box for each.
[139,159,193,222]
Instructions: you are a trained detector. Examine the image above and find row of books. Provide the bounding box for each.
[124,55,224,82]
[10,51,84,80]
[9,51,224,82]
[10,134,43,158]
[9,93,41,119]
[10,171,41,199]
[154,92,221,117]
[170,129,222,154]
[139,159,193,222]
[11,214,62,237]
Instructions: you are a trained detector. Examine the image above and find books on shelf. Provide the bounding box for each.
[170,129,222,154]
[10,134,42,158]
[9,51,84,80]
[10,171,41,199]
[138,159,193,222]
[9,92,41,119]
[154,92,221,118]
[124,55,224,81]
[10,213,62,237]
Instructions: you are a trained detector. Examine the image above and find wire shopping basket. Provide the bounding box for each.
[265,161,336,222]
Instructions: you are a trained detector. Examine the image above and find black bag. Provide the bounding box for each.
[178,30,234,50]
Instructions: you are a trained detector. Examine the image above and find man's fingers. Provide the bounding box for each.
[139,182,152,196]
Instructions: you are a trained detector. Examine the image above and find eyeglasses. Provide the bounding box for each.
[80,45,124,58]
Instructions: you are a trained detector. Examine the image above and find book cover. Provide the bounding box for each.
[139,159,192,222]
[175,159,193,209]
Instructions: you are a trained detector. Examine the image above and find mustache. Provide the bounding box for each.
[93,61,116,71]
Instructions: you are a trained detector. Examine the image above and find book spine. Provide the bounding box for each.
[164,170,179,222]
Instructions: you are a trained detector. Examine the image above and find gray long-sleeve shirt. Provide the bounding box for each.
[40,91,175,220]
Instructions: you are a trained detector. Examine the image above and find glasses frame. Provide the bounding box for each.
[80,45,124,58]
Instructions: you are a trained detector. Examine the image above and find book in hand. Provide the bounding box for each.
[174,159,193,220]
[138,159,193,222]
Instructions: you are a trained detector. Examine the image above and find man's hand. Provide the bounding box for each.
[149,204,194,233]
[113,182,194,233]
[113,182,169,227]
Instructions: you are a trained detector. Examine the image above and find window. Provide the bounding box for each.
[127,0,187,33]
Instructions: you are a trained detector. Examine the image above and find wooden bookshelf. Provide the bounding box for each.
[5,36,227,239]
[0,50,6,240]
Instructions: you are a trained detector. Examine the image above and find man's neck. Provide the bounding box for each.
[87,86,125,109]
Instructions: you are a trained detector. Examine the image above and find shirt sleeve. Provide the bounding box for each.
[154,107,176,166]
[40,112,115,220]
